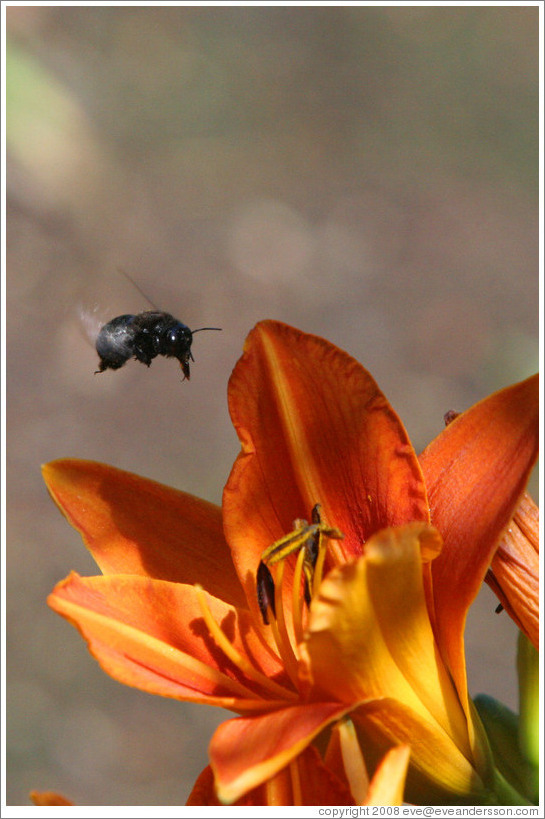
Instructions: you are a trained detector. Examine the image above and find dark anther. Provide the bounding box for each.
[303,574,312,607]
[495,603,504,614]
[257,561,276,625]
[303,507,322,606]
[306,529,320,571]
[307,505,322,569]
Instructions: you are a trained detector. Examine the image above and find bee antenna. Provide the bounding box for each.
[191,327,222,334]
[117,267,160,310]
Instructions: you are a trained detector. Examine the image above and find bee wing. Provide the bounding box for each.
[77,300,108,347]
[75,270,153,348]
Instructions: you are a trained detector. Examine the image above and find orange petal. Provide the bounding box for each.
[209,702,354,804]
[419,374,539,708]
[365,745,410,806]
[291,744,354,806]
[48,572,292,711]
[486,493,539,648]
[225,320,429,611]
[188,748,353,806]
[43,459,246,609]
[324,721,354,792]
[30,791,73,806]
[186,766,218,805]
[301,524,471,760]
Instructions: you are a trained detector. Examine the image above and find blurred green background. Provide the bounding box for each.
[6,5,538,807]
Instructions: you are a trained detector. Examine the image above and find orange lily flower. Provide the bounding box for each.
[44,320,538,805]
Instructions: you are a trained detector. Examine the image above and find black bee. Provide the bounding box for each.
[95,312,221,380]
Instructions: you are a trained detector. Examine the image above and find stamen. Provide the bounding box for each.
[302,526,319,606]
[262,527,314,566]
[265,774,284,806]
[194,585,297,701]
[289,759,303,805]
[256,507,345,687]
[311,503,322,524]
[259,507,344,622]
[271,561,301,686]
[312,529,328,598]
[291,546,307,645]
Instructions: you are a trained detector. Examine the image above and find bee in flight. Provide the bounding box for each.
[95,311,221,380]
[91,271,221,380]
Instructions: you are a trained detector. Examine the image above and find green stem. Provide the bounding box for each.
[517,632,539,767]
[489,766,532,806]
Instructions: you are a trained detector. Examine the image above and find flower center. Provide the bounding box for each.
[193,505,343,700]
[256,504,344,681]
